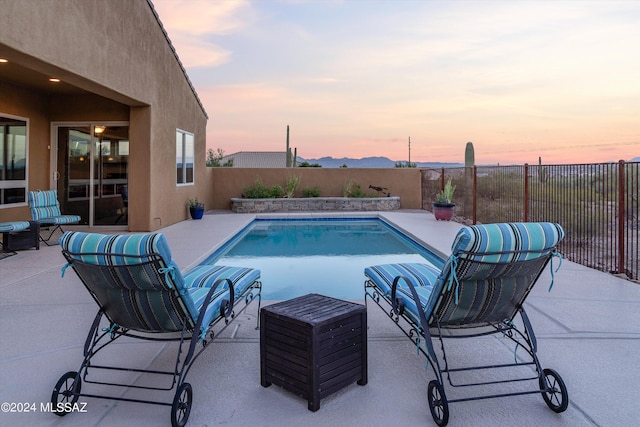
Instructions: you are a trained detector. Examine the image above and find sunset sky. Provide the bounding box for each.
[153,0,639,165]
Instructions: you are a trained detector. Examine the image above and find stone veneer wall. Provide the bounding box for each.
[230,197,400,213]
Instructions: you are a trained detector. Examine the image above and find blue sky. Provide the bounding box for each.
[153,0,640,164]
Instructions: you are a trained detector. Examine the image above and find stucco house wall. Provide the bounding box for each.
[0,0,207,230]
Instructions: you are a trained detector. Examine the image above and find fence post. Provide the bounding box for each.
[618,160,626,276]
[523,163,529,222]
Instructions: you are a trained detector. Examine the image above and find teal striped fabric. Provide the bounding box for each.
[59,231,260,335]
[449,222,564,263]
[364,263,439,297]
[28,190,80,225]
[0,221,31,233]
[364,263,439,327]
[365,222,565,329]
[184,265,260,295]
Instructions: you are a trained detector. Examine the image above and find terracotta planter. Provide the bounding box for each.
[432,202,455,221]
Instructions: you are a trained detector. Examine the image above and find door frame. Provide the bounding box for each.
[50,121,129,228]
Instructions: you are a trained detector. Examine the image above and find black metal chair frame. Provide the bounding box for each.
[52,250,262,427]
[364,248,568,426]
[38,223,66,246]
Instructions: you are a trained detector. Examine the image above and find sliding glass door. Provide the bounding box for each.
[54,124,129,226]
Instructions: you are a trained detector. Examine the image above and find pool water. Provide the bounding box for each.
[201,218,444,300]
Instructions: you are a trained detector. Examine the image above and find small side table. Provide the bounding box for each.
[1,221,39,252]
[260,293,367,411]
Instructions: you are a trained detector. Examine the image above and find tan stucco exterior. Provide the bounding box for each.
[206,168,423,210]
[0,0,208,230]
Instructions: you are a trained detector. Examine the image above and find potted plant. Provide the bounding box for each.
[432,178,456,221]
[188,198,205,220]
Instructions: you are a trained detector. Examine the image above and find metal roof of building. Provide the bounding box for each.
[222,151,288,168]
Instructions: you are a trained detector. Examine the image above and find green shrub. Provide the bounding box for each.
[270,185,284,198]
[285,174,301,198]
[243,176,272,198]
[302,186,321,197]
[343,179,375,198]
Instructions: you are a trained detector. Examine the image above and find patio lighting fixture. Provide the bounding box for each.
[49,78,60,82]
[0,58,8,63]
[94,126,105,134]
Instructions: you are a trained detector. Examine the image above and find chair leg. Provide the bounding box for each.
[40,225,64,246]
[0,239,18,260]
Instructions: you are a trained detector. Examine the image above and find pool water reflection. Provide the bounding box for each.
[201,218,443,300]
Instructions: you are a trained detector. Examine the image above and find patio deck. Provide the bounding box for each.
[1,210,638,426]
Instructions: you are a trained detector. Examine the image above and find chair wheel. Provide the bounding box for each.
[171,382,193,427]
[539,368,568,413]
[427,379,449,426]
[51,371,82,416]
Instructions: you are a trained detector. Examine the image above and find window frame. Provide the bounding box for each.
[0,113,29,209]
[176,128,194,186]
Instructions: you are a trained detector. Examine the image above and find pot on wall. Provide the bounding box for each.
[189,205,205,220]
[432,202,455,221]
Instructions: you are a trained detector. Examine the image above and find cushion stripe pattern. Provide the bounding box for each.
[28,190,81,224]
[364,263,439,297]
[365,222,565,330]
[59,231,261,336]
[184,265,260,294]
[0,221,31,232]
[182,265,260,329]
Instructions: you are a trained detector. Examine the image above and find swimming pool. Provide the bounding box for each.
[200,218,444,300]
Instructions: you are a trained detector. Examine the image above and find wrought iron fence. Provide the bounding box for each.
[422,161,639,281]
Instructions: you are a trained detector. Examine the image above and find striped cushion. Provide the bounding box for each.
[59,231,260,335]
[365,263,439,327]
[183,265,261,329]
[59,231,177,270]
[28,190,81,225]
[450,222,564,263]
[184,265,260,295]
[364,263,439,297]
[0,221,31,233]
[59,231,196,318]
[366,222,565,328]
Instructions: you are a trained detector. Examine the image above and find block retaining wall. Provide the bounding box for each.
[230,197,400,213]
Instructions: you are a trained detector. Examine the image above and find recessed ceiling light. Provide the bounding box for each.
[0,58,8,63]
[49,78,61,82]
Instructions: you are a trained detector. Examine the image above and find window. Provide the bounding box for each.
[176,129,194,185]
[0,115,28,207]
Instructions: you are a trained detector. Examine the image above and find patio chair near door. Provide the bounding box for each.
[364,222,568,426]
[28,190,81,245]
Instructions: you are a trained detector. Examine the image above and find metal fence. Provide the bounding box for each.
[422,161,639,281]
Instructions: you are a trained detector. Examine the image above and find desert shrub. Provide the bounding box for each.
[285,174,301,198]
[302,186,321,197]
[270,185,284,198]
[343,179,375,198]
[243,176,272,198]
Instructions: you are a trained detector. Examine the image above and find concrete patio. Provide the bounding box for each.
[1,210,638,426]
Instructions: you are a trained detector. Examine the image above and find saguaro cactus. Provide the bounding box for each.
[464,142,475,219]
[465,141,475,167]
[286,125,291,167]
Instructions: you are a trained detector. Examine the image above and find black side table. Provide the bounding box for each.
[2,221,39,252]
[260,293,367,411]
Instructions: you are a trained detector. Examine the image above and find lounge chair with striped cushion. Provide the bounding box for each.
[28,190,81,245]
[364,222,568,426]
[51,231,262,427]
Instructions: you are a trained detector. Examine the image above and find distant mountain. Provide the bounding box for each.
[297,156,463,168]
[631,157,640,162]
